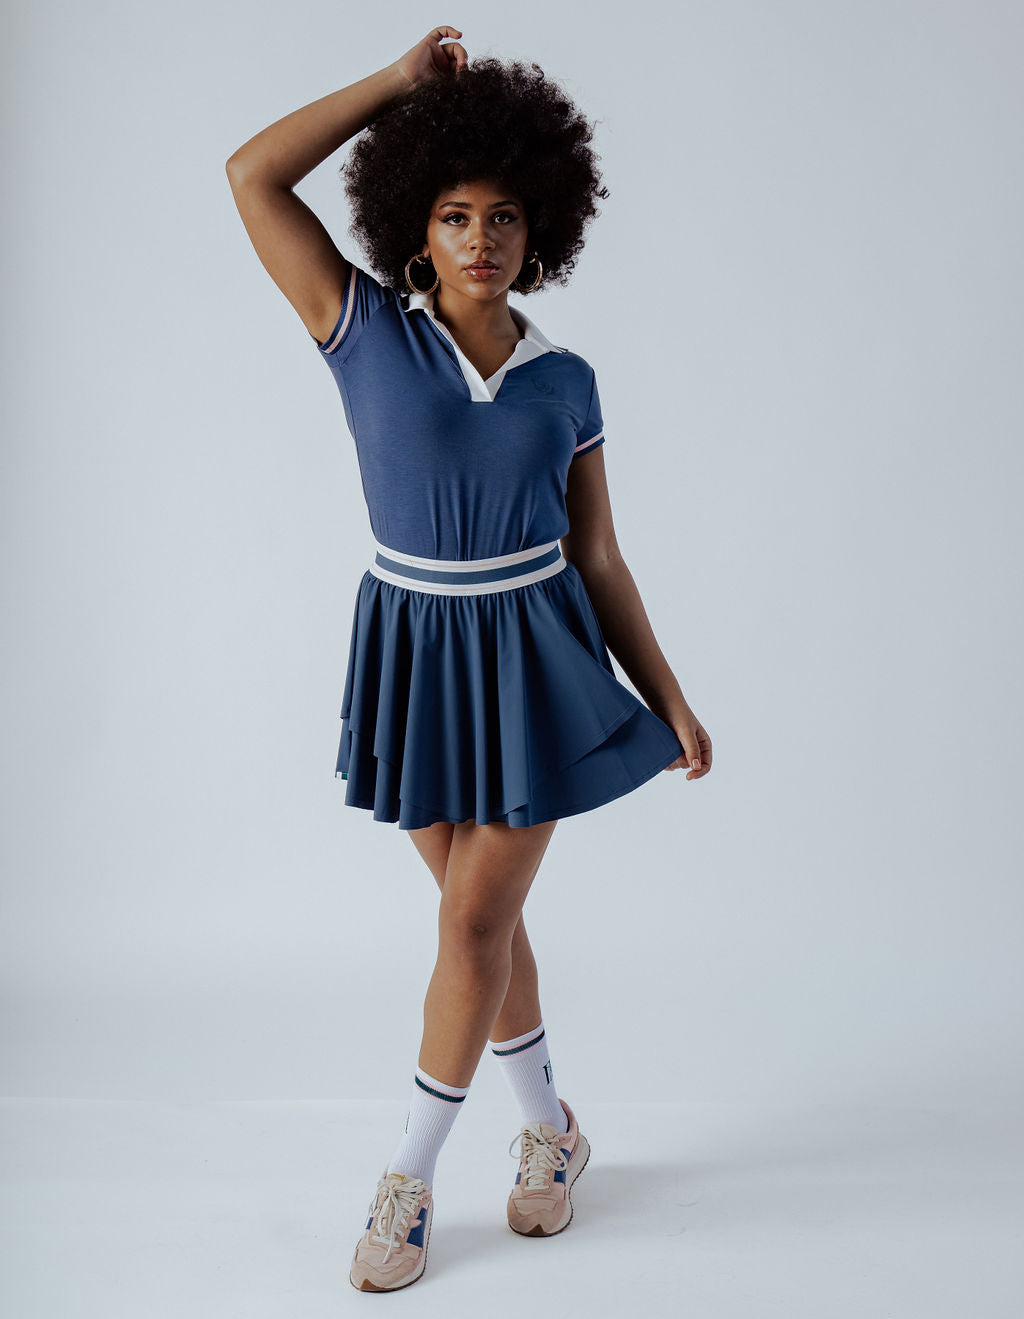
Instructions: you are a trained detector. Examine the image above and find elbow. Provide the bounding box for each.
[224,152,253,185]
[560,537,623,578]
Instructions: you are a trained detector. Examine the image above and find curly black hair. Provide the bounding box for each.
[338,56,610,297]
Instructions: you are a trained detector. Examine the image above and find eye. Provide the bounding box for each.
[440,211,520,225]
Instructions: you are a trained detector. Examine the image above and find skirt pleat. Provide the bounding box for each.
[334,560,682,829]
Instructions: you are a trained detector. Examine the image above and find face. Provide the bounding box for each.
[422,178,529,301]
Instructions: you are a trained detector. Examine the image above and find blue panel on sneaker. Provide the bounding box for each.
[406,1207,427,1248]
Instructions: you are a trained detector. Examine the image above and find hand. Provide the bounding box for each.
[391,26,468,91]
[663,706,712,781]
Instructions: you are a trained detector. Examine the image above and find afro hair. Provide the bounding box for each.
[338,56,610,297]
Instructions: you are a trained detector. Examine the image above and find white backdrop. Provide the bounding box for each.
[2,0,1021,1128]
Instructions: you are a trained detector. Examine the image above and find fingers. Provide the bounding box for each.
[440,38,468,70]
[662,727,710,778]
[685,727,712,779]
[427,26,467,69]
[430,26,463,46]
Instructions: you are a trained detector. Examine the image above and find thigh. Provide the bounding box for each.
[440,819,558,931]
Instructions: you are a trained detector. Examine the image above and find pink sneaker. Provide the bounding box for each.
[506,1097,590,1236]
[349,1170,433,1292]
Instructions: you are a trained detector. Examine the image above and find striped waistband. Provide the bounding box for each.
[369,539,567,595]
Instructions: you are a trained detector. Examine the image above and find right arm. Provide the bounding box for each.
[224,27,466,346]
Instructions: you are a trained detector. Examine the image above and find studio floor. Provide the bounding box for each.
[2,1095,1021,1316]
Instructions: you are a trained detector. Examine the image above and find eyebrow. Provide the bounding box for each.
[438,199,520,209]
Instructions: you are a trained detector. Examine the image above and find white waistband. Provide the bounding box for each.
[368,538,567,596]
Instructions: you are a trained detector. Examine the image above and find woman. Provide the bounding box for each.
[226,25,711,1292]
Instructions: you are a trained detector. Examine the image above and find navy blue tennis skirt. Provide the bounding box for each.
[334,539,683,829]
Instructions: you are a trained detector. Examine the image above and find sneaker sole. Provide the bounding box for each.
[508,1131,591,1237]
[349,1196,433,1291]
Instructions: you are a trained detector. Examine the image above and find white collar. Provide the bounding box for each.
[403,287,565,403]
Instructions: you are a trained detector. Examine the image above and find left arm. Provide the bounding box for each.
[560,447,711,780]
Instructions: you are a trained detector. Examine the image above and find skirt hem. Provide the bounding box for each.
[333,726,682,829]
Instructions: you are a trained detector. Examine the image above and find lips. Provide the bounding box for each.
[466,261,497,270]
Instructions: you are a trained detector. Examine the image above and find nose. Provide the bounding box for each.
[466,217,496,252]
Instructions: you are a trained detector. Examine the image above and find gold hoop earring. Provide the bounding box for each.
[512,251,543,293]
[404,253,439,294]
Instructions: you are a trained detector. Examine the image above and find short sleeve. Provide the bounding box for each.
[572,366,606,460]
[310,260,394,363]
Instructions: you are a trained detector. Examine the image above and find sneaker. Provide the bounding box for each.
[506,1097,590,1236]
[349,1170,433,1291]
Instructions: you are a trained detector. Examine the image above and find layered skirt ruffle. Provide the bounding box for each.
[334,561,682,829]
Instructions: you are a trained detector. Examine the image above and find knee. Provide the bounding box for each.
[439,903,515,961]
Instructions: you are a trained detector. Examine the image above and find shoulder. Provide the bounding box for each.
[546,348,598,390]
[314,260,404,362]
[553,347,592,369]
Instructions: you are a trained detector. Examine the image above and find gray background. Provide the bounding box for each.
[2,0,1022,1314]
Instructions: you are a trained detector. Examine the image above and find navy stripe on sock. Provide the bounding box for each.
[490,1027,545,1057]
[414,1074,467,1102]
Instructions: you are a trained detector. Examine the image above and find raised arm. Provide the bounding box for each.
[225,27,467,346]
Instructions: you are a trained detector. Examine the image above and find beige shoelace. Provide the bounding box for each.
[508,1123,569,1189]
[368,1174,427,1265]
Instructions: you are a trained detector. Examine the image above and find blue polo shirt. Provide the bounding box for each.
[312,261,606,562]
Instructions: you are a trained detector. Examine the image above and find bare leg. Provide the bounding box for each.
[408,824,544,1043]
[489,916,542,1043]
[407,818,557,1086]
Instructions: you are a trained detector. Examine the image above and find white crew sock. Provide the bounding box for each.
[385,1066,471,1187]
[489,1020,568,1134]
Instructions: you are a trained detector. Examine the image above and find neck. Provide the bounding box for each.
[432,283,523,344]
